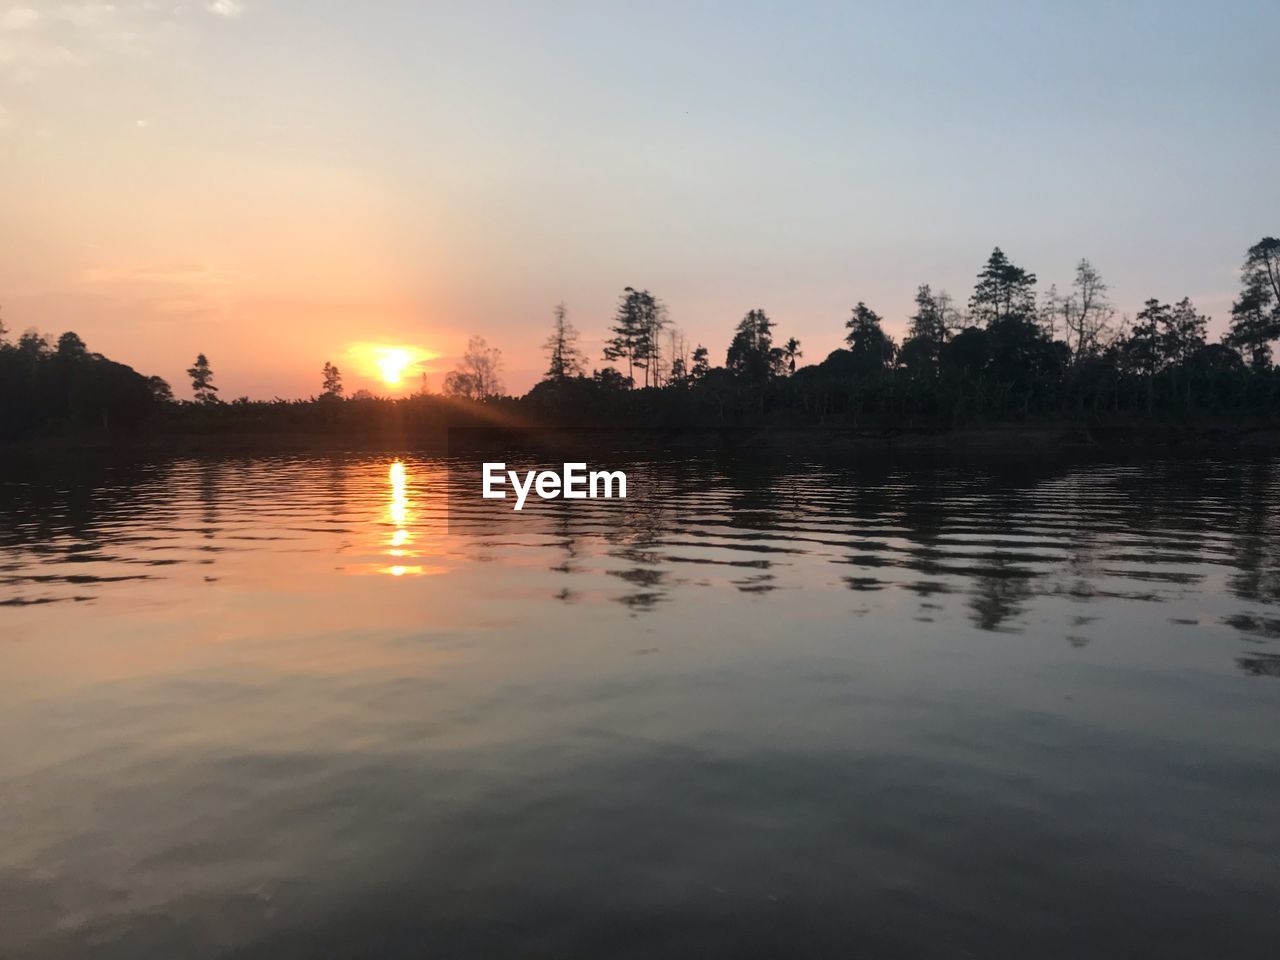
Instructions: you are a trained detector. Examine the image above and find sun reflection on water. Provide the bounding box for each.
[379,459,437,577]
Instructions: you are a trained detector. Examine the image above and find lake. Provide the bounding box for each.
[2,452,1278,958]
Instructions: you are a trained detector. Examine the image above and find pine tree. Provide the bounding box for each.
[1227,237,1280,369]
[543,303,584,381]
[187,353,218,403]
[970,248,1037,325]
[603,288,665,387]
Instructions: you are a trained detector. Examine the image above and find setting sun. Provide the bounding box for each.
[346,343,438,392]
[376,348,413,385]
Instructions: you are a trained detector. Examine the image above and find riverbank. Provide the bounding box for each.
[4,419,1278,461]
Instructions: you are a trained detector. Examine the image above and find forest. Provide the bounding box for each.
[2,238,1278,444]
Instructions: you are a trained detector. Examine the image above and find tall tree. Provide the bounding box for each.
[970,248,1037,325]
[603,287,665,387]
[665,327,689,384]
[1227,237,1280,369]
[845,302,896,372]
[782,337,803,375]
[321,361,344,398]
[900,286,952,379]
[907,285,949,345]
[543,303,584,381]
[1161,297,1209,366]
[690,345,710,381]
[726,309,783,381]
[1122,299,1169,378]
[187,353,218,403]
[1062,259,1114,360]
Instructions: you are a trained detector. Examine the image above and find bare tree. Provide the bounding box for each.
[1038,284,1062,340]
[666,327,689,383]
[1062,259,1114,361]
[445,336,504,399]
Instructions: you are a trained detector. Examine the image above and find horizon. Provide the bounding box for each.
[3,1,1278,398]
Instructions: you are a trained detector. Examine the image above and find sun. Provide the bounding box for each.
[375,347,413,386]
[346,342,438,392]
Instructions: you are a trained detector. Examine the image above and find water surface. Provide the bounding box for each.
[2,453,1278,958]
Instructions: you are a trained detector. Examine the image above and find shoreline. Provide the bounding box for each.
[3,421,1278,460]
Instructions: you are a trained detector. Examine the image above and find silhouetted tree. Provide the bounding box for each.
[321,361,343,398]
[17,330,49,358]
[445,336,504,399]
[187,353,218,403]
[1121,299,1168,378]
[900,285,949,379]
[1162,298,1209,366]
[727,309,784,382]
[1120,297,1208,376]
[783,337,802,375]
[845,302,895,373]
[970,248,1037,326]
[147,376,174,403]
[1063,259,1114,360]
[1227,238,1280,369]
[543,302,584,381]
[593,367,633,390]
[604,287,665,387]
[665,328,689,384]
[0,323,162,438]
[690,345,710,381]
[56,331,89,360]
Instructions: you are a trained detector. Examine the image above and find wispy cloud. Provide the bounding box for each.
[206,0,243,19]
[0,1,247,84]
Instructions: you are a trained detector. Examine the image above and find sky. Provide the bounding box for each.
[2,1,1277,398]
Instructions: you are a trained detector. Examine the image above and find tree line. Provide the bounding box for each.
[2,236,1277,441]
[521,237,1280,425]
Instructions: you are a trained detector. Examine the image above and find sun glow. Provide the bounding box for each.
[346,342,437,391]
[376,348,413,385]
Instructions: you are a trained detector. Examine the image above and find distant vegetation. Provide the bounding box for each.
[3,238,1279,443]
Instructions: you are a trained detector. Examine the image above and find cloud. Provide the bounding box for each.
[206,0,242,18]
[0,2,196,82]
[0,7,41,32]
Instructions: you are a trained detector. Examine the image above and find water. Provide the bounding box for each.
[1,452,1278,958]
